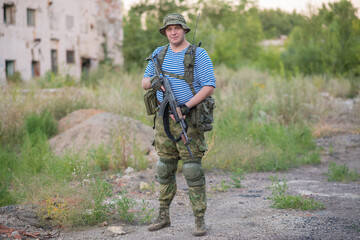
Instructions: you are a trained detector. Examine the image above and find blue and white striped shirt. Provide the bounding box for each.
[144,45,216,105]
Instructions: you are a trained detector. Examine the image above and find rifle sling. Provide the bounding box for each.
[162,103,189,143]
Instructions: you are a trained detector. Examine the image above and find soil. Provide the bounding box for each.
[1,98,359,240]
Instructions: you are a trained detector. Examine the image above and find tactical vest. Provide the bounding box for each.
[156,44,215,132]
[156,43,197,96]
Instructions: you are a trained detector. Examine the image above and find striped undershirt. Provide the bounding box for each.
[143,45,216,105]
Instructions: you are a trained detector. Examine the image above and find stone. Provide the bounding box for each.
[140,181,150,191]
[107,226,126,236]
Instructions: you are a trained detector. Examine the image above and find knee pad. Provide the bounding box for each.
[156,159,177,184]
[183,163,205,187]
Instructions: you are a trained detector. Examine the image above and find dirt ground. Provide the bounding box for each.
[1,98,359,240]
[57,133,360,240]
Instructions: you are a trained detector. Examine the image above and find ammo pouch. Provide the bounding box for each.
[191,96,215,132]
[144,88,157,115]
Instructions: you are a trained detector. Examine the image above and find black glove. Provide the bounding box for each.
[150,76,162,91]
[179,104,190,115]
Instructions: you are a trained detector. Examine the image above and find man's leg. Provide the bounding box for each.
[148,114,180,231]
[183,158,207,236]
[148,157,178,231]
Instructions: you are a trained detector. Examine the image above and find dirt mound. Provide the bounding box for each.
[57,109,106,133]
[49,109,157,162]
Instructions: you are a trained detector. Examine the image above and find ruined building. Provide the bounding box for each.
[0,0,123,85]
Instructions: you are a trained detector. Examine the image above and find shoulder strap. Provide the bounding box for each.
[157,44,169,74]
[184,44,197,95]
[157,44,197,96]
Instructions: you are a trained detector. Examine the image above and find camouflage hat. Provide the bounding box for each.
[159,13,191,36]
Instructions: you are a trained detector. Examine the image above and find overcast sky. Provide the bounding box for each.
[258,0,360,14]
[122,0,360,15]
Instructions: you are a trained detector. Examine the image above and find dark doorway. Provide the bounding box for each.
[51,49,58,73]
[81,58,91,74]
[31,61,40,77]
[5,60,15,78]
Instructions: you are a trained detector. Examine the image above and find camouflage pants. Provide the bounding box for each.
[154,113,208,160]
[154,114,207,217]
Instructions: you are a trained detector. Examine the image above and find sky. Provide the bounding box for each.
[257,0,360,14]
[122,0,360,15]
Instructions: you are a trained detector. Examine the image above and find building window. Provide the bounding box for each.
[27,8,36,26]
[3,4,15,24]
[66,15,74,30]
[31,61,40,77]
[51,50,58,73]
[5,60,15,78]
[66,50,75,64]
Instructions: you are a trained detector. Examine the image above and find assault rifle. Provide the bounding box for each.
[150,55,194,159]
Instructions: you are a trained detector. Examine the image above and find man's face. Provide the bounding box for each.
[165,25,186,46]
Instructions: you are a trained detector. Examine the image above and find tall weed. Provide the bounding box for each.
[203,67,327,171]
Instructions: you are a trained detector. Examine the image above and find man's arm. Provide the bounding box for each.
[142,77,151,90]
[185,86,214,108]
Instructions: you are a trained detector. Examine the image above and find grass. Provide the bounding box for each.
[0,64,354,227]
[269,175,325,210]
[326,162,360,182]
[229,168,245,188]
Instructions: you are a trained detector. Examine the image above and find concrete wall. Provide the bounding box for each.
[0,0,123,86]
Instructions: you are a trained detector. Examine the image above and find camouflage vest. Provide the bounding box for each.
[156,43,197,95]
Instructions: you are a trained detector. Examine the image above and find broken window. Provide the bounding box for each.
[31,61,40,77]
[51,50,58,73]
[3,4,15,24]
[5,60,15,78]
[27,8,36,26]
[66,50,75,64]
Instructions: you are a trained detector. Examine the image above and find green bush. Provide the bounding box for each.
[24,111,58,138]
[0,146,18,206]
[326,162,360,182]
[88,144,111,171]
[82,179,114,225]
[115,192,136,222]
[269,175,325,210]
[37,71,76,88]
[20,130,53,175]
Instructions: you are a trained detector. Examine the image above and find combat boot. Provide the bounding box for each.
[193,216,206,236]
[147,206,171,231]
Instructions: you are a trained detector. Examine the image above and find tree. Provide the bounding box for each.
[258,9,306,39]
[122,0,189,70]
[281,0,360,76]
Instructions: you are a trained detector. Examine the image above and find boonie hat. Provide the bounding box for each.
[159,13,191,36]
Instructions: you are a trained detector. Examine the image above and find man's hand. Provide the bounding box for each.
[170,104,190,122]
[179,104,190,115]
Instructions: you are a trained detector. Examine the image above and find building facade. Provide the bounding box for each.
[0,0,123,85]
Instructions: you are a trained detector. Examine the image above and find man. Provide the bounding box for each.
[142,13,216,236]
